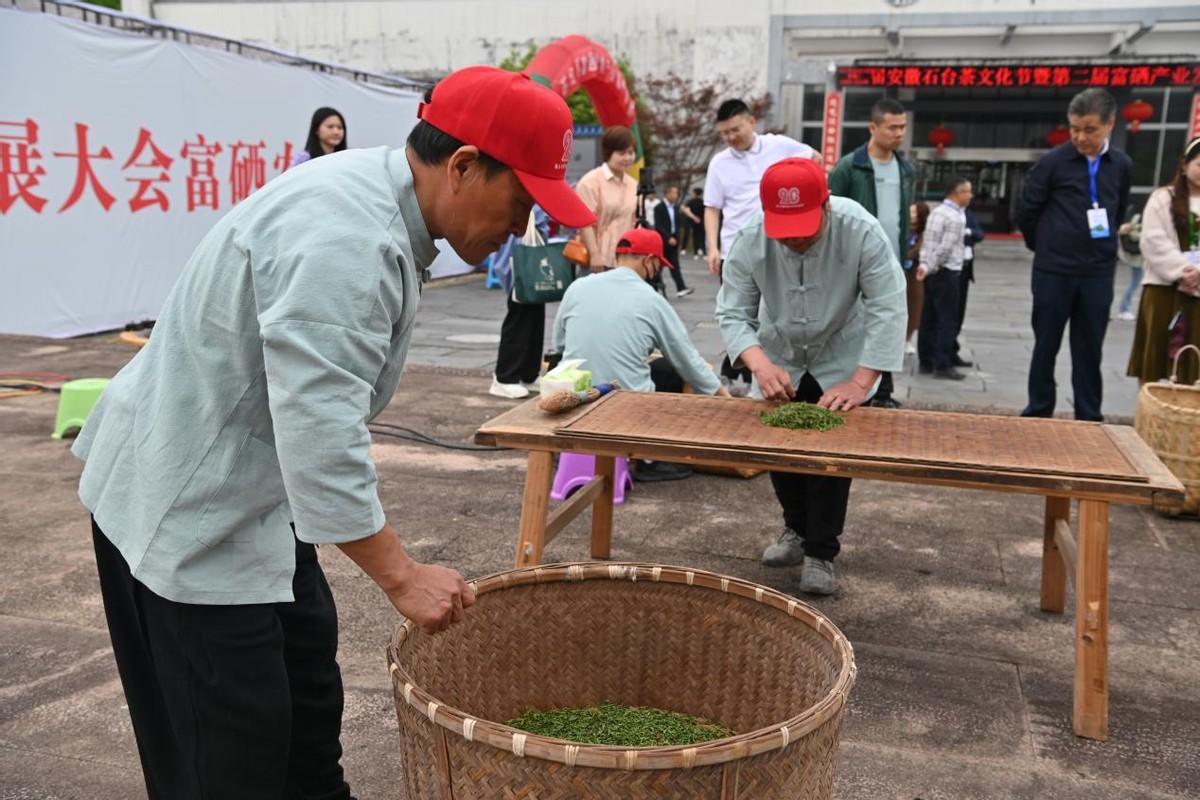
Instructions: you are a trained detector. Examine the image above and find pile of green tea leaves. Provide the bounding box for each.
[760,402,846,432]
[507,702,732,747]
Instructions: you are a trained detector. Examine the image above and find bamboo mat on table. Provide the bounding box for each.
[554,392,1143,482]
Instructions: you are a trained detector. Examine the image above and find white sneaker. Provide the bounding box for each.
[522,378,542,394]
[1116,311,1135,321]
[905,341,917,355]
[675,288,694,298]
[489,377,530,399]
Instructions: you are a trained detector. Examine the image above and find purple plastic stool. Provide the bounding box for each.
[551,453,633,505]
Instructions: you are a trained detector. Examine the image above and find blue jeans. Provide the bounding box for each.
[1118,266,1143,315]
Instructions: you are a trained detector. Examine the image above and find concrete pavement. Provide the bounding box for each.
[1,321,1196,799]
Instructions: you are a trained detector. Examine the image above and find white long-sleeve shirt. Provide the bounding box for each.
[1139,186,1200,286]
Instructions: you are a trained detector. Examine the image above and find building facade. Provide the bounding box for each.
[139,0,1200,230]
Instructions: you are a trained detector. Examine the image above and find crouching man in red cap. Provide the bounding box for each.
[553,227,730,482]
[716,158,906,595]
[72,66,595,800]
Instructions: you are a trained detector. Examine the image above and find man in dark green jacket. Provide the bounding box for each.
[828,97,915,407]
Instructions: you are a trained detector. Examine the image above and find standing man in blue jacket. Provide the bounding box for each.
[1018,88,1131,421]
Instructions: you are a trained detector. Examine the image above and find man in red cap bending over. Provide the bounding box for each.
[71,66,594,800]
[553,227,729,482]
[716,158,906,595]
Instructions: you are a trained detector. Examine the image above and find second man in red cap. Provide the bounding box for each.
[715,157,907,595]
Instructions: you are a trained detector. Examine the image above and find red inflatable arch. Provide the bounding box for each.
[523,35,644,164]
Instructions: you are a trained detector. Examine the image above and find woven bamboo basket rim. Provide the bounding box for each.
[1142,344,1200,408]
[387,561,856,771]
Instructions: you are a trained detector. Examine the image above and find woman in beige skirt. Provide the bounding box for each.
[1128,135,1200,385]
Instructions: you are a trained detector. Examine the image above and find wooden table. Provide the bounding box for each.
[475,393,1184,741]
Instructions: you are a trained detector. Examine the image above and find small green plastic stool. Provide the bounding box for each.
[51,378,110,439]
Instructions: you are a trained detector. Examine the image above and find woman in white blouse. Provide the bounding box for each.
[1128,135,1200,385]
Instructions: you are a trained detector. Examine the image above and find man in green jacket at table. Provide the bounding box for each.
[716,158,906,595]
[71,66,595,800]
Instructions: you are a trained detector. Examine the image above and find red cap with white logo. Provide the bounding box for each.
[417,66,597,228]
[614,227,675,269]
[759,157,829,239]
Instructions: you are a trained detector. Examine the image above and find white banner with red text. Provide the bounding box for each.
[1,8,472,338]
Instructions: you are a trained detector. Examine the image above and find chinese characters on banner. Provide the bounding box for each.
[838,63,1200,89]
[0,118,297,215]
[1190,93,1200,140]
[822,91,843,174]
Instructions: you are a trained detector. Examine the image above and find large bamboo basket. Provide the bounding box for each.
[387,562,855,799]
[1135,345,1200,516]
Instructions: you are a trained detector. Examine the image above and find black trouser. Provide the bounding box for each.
[662,241,687,292]
[952,258,973,356]
[873,371,895,401]
[92,520,353,800]
[918,269,963,371]
[1022,269,1112,421]
[495,294,545,384]
[768,374,852,562]
[648,356,684,393]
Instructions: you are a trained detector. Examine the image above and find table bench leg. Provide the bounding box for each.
[1040,496,1070,613]
[514,451,554,568]
[1074,498,1109,741]
[590,456,616,559]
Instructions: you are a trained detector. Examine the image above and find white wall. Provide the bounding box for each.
[151,0,1200,96]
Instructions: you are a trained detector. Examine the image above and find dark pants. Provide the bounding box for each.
[683,220,705,254]
[768,374,852,562]
[1022,269,1112,421]
[918,269,963,370]
[953,259,973,356]
[648,356,684,393]
[662,241,687,292]
[92,520,353,800]
[495,294,545,384]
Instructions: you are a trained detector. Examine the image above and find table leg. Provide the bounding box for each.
[590,456,616,559]
[1074,499,1109,741]
[1040,496,1070,613]
[514,451,554,568]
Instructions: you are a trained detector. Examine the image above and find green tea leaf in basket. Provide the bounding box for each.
[507,702,733,747]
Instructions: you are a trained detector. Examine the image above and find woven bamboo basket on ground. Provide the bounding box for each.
[1135,345,1200,516]
[387,562,855,800]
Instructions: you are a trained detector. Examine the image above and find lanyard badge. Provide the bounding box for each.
[1086,157,1110,239]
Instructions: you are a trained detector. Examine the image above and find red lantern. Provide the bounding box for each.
[928,126,954,157]
[1046,126,1071,147]
[1121,99,1154,134]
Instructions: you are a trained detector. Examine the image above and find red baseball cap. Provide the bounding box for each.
[614,227,675,269]
[417,66,596,228]
[760,157,829,239]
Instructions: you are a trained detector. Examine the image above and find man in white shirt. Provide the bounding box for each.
[703,98,821,385]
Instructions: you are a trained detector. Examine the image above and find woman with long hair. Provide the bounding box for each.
[1128,135,1200,385]
[904,201,932,353]
[291,107,347,167]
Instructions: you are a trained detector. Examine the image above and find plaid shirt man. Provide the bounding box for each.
[919,200,967,274]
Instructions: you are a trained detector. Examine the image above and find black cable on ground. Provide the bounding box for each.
[368,422,510,452]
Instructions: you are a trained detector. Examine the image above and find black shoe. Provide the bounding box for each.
[933,367,966,381]
[918,363,934,375]
[866,395,901,409]
[634,460,693,483]
[950,355,973,368]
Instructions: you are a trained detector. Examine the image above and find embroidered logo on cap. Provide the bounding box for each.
[777,187,803,208]
[558,129,574,173]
